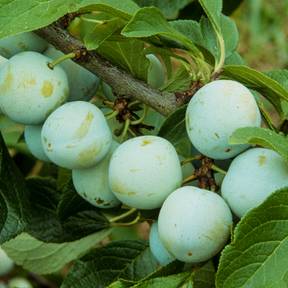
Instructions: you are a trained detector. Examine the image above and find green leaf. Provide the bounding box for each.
[81,15,125,50]
[121,7,202,57]
[158,106,191,157]
[224,52,245,65]
[170,14,238,62]
[0,133,31,244]
[162,64,193,93]
[198,0,224,70]
[25,177,109,243]
[223,65,288,115]
[193,261,215,288]
[2,229,111,275]
[133,0,194,19]
[98,39,150,81]
[229,127,288,163]
[198,0,222,30]
[0,0,139,39]
[61,240,158,288]
[216,187,288,288]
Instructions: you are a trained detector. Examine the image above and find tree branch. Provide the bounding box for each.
[37,23,183,116]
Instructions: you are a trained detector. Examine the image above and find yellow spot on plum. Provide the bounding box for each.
[41,81,54,97]
[141,139,151,146]
[258,155,266,166]
[74,112,94,139]
[0,67,13,94]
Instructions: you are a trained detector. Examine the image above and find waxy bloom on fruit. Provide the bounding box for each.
[24,125,50,162]
[149,222,175,265]
[0,32,47,58]
[72,141,121,209]
[0,247,13,276]
[158,186,232,263]
[0,51,69,124]
[221,148,288,218]
[109,136,182,209]
[42,101,112,169]
[186,80,261,159]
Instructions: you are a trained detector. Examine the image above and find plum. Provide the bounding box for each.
[0,247,13,276]
[44,45,99,101]
[186,80,261,159]
[24,125,50,162]
[221,148,288,218]
[0,32,47,58]
[41,101,112,169]
[149,222,175,265]
[158,186,232,263]
[72,141,121,208]
[0,51,69,124]
[108,136,182,209]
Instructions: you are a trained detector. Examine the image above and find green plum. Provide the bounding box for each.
[108,136,182,209]
[72,141,121,208]
[146,54,165,89]
[221,148,288,218]
[24,125,50,162]
[44,45,99,101]
[0,247,13,276]
[41,101,112,169]
[158,186,232,263]
[0,51,69,124]
[8,278,33,288]
[0,32,47,58]
[186,80,261,159]
[149,222,175,266]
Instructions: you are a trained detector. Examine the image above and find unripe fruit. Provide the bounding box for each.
[42,101,112,169]
[0,55,7,66]
[72,141,121,208]
[109,136,182,209]
[0,32,47,58]
[149,222,175,265]
[186,80,261,159]
[221,148,288,218]
[0,247,14,276]
[44,46,99,101]
[24,125,50,162]
[158,186,232,263]
[8,278,33,288]
[146,54,165,89]
[0,51,69,125]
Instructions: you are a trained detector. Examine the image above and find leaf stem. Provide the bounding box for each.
[109,208,137,223]
[131,105,148,125]
[110,212,141,227]
[105,110,119,120]
[213,33,225,75]
[48,52,76,69]
[120,119,130,142]
[181,155,203,166]
[182,174,197,185]
[211,164,227,175]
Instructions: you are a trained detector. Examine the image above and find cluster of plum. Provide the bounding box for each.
[0,32,288,270]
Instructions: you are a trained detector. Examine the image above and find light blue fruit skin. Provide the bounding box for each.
[44,45,99,102]
[221,148,288,218]
[41,101,112,169]
[24,125,50,162]
[0,56,8,114]
[0,32,47,58]
[109,135,183,210]
[186,80,261,160]
[146,54,165,89]
[149,222,175,266]
[8,278,33,288]
[72,141,121,208]
[158,186,232,263]
[0,51,69,125]
[0,247,14,276]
